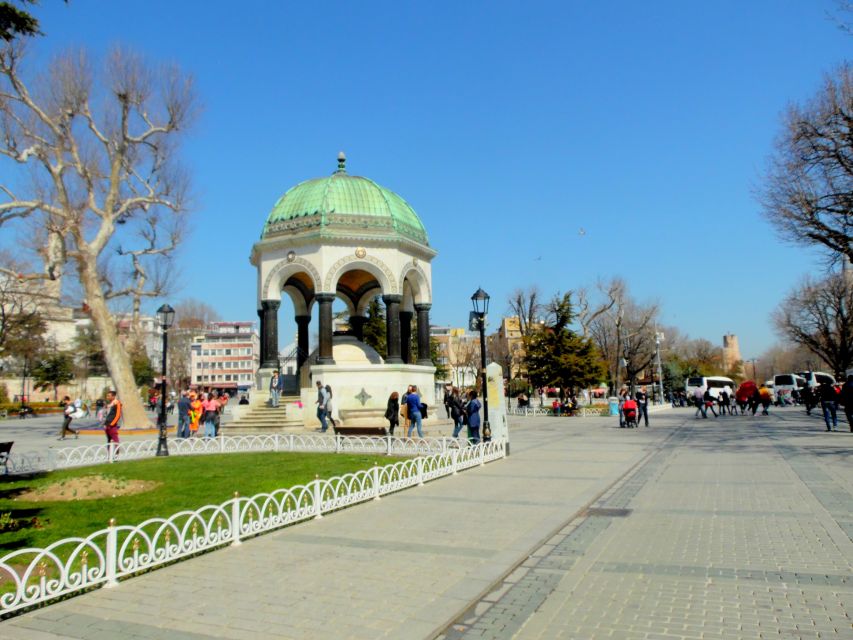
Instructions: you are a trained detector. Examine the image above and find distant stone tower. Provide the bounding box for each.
[722,334,741,372]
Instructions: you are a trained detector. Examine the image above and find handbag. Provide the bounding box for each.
[420,403,428,419]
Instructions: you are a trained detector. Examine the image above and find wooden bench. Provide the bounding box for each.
[0,441,13,474]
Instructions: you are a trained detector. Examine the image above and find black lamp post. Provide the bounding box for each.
[156,303,175,457]
[471,288,491,442]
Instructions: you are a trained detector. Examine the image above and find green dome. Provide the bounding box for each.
[263,155,428,245]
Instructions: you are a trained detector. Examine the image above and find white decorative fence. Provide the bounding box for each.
[0,439,506,616]
[5,434,471,476]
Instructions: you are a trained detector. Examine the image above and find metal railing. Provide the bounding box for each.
[0,439,506,616]
[4,434,474,476]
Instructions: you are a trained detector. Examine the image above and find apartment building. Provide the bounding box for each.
[190,322,260,394]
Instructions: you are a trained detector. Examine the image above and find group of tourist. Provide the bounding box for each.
[176,389,229,438]
[440,385,483,443]
[618,386,651,427]
[812,374,853,432]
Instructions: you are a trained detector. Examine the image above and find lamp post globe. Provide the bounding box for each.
[156,303,175,457]
[471,288,491,442]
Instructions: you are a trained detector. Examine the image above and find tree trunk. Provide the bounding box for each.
[76,254,149,428]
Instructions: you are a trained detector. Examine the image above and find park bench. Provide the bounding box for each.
[0,441,13,474]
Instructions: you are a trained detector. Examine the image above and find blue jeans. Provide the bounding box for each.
[318,407,328,431]
[468,426,480,444]
[407,410,423,438]
[204,419,216,438]
[452,417,464,438]
[270,389,280,407]
[177,414,190,438]
[822,401,838,429]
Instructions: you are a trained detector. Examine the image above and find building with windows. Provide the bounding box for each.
[189,322,260,395]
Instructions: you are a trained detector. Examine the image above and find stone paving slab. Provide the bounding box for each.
[1,413,659,639]
[440,408,853,640]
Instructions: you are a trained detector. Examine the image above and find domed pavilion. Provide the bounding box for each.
[249,153,437,428]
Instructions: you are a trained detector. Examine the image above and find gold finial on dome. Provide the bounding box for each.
[336,151,346,173]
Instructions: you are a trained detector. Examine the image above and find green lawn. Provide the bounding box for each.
[0,451,398,554]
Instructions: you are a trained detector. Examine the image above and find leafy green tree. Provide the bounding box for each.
[0,1,40,42]
[523,293,605,395]
[32,351,74,400]
[361,297,387,358]
[128,343,155,387]
[72,325,108,377]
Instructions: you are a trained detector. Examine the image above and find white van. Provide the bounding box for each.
[774,373,806,402]
[685,376,735,400]
[797,371,836,388]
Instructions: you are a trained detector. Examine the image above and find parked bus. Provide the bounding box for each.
[685,376,735,400]
[773,373,806,403]
[797,371,836,388]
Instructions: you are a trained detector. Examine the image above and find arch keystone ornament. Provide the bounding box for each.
[251,153,438,430]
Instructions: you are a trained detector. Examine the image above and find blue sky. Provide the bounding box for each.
[21,0,852,356]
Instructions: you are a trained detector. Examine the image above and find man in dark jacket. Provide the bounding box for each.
[840,374,853,433]
[817,379,838,431]
[177,391,191,439]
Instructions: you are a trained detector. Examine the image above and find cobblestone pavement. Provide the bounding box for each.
[0,411,661,639]
[4,407,853,639]
[440,408,853,640]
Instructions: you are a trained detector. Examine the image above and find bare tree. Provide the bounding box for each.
[773,273,853,377]
[507,286,542,337]
[0,44,196,427]
[588,284,659,393]
[576,277,623,338]
[759,64,853,265]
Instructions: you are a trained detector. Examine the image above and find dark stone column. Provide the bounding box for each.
[257,307,265,367]
[399,310,413,364]
[295,315,311,371]
[260,300,280,369]
[317,294,335,364]
[349,315,366,342]
[415,303,432,366]
[383,294,403,364]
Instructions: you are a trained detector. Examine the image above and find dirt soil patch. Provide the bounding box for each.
[17,475,161,502]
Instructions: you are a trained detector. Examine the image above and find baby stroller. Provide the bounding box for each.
[622,399,638,428]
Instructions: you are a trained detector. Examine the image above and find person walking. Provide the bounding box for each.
[324,384,337,430]
[449,387,465,438]
[405,384,424,438]
[215,391,228,436]
[466,389,482,444]
[315,380,329,432]
[269,370,282,408]
[400,385,412,435]
[177,391,191,439]
[385,391,400,436]
[103,390,122,456]
[758,384,772,415]
[189,391,202,437]
[635,386,650,427]
[818,378,839,431]
[693,387,707,419]
[202,393,218,438]
[443,384,452,419]
[58,395,80,440]
[704,388,718,418]
[840,373,853,432]
[618,387,629,427]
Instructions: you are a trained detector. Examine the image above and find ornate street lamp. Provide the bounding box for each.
[471,288,491,442]
[156,303,175,457]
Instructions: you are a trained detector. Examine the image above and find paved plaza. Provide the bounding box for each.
[2,407,853,639]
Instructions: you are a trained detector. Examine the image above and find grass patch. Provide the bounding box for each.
[0,451,397,554]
